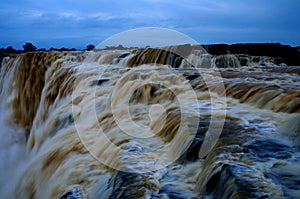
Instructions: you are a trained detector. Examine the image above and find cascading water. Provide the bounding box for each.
[0,46,299,199]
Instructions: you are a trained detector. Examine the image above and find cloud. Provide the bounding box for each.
[0,0,299,48]
[20,10,44,18]
[97,27,198,48]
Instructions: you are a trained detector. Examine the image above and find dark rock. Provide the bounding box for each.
[108,171,158,199]
[158,185,188,199]
[265,161,300,198]
[185,73,200,81]
[238,55,249,66]
[244,140,292,161]
[119,52,130,59]
[90,78,110,86]
[60,186,84,199]
[204,43,300,66]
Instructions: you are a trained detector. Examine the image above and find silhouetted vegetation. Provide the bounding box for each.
[86,44,95,51]
[49,47,77,51]
[103,44,138,50]
[38,48,47,52]
[0,42,84,65]
[5,46,17,53]
[23,42,37,52]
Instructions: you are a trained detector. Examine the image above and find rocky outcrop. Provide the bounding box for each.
[203,43,300,66]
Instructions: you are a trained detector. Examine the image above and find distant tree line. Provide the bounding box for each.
[1,42,300,65]
[0,43,97,64]
[0,42,97,54]
[102,44,139,50]
[0,43,138,55]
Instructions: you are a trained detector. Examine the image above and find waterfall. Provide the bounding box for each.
[0,48,299,198]
[212,54,241,68]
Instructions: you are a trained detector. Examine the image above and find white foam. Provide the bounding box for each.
[0,108,29,195]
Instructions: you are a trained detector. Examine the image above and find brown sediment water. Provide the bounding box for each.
[0,48,299,198]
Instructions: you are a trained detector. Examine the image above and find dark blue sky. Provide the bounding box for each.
[1,0,299,49]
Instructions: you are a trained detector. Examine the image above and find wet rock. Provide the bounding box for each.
[112,53,131,64]
[197,163,284,199]
[108,171,159,199]
[205,164,256,198]
[155,185,188,199]
[180,119,252,162]
[119,52,130,59]
[185,73,200,81]
[60,186,84,199]
[49,113,74,137]
[266,162,300,198]
[244,140,293,161]
[279,63,288,67]
[258,60,266,66]
[238,55,249,66]
[90,78,110,86]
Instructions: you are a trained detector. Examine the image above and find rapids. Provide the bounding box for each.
[0,46,299,198]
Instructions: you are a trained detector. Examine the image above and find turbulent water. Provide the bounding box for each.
[0,46,299,199]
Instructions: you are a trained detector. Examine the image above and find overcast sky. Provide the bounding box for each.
[1,0,299,49]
